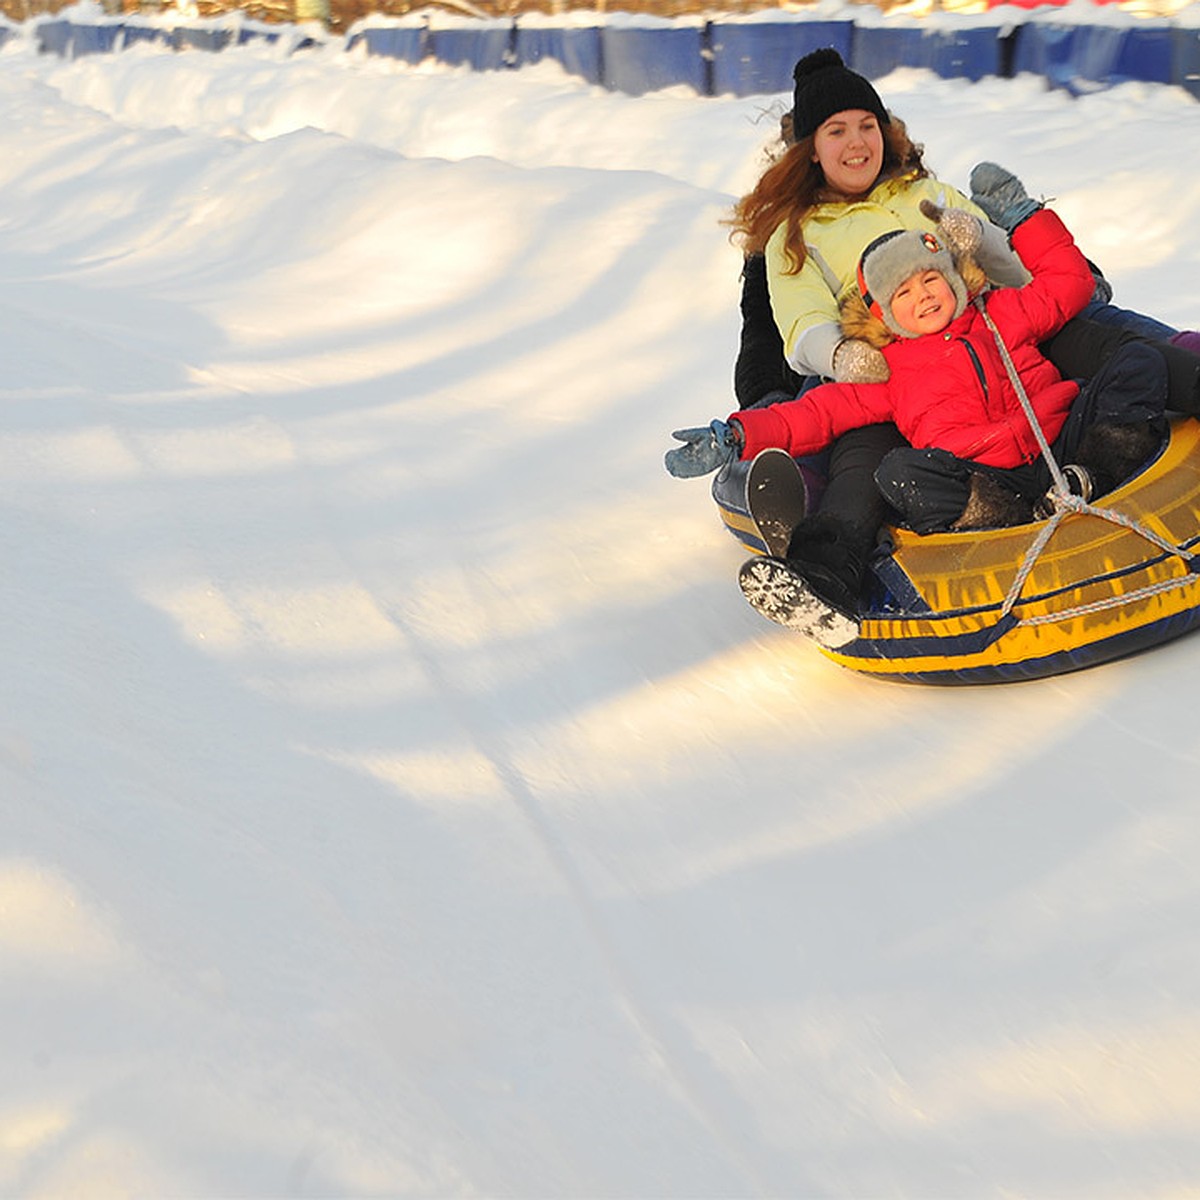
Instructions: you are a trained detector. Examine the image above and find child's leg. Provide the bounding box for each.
[874,447,1033,534]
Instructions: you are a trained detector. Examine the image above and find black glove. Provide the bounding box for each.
[664,419,742,478]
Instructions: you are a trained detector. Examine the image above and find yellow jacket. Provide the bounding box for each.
[766,172,1023,378]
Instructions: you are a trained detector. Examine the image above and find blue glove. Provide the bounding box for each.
[664,419,742,478]
[969,161,1042,233]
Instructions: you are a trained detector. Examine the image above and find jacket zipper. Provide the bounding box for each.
[958,338,988,403]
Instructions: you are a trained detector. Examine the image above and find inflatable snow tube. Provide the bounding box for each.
[715,419,1200,684]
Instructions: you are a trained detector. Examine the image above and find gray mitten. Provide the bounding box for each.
[919,198,982,256]
[969,162,1042,232]
[832,338,889,384]
[1089,264,1113,305]
[664,420,743,478]
[920,197,1030,289]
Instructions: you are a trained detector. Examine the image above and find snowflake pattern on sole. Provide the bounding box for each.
[737,556,860,649]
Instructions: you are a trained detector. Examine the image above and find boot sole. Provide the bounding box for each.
[746,448,808,558]
[738,557,859,649]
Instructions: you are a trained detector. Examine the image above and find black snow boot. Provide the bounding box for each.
[737,556,861,648]
[951,472,1035,530]
[737,514,865,648]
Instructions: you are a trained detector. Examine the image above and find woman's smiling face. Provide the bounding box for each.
[811,109,884,198]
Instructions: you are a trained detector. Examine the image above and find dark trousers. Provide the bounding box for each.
[788,422,907,572]
[1042,316,1200,414]
[873,341,1168,534]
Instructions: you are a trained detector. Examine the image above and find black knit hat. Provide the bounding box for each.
[791,48,890,142]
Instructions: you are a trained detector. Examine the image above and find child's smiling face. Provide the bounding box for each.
[889,269,958,337]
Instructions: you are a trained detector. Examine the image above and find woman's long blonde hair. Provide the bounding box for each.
[728,115,930,272]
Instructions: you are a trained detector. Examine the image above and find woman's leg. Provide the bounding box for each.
[1078,299,1178,341]
[1054,342,1168,496]
[738,424,907,639]
[800,423,906,551]
[1042,316,1200,415]
[783,423,908,604]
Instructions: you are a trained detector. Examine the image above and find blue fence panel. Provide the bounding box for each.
[429,25,511,71]
[1011,22,1076,88]
[351,25,425,62]
[601,25,706,95]
[1173,27,1200,100]
[237,28,282,46]
[512,25,603,85]
[853,25,1003,83]
[1013,22,1173,93]
[69,24,125,55]
[1080,24,1173,85]
[708,20,853,98]
[121,24,168,47]
[36,19,71,55]
[171,27,232,51]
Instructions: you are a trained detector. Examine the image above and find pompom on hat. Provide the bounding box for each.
[791,48,891,143]
[856,228,968,339]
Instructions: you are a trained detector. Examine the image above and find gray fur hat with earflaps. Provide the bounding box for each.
[853,228,970,340]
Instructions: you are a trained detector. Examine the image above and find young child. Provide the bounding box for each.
[667,202,1167,643]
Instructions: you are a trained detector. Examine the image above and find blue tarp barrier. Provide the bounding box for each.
[1173,27,1200,100]
[349,25,425,63]
[708,20,853,98]
[172,27,232,51]
[512,25,603,85]
[853,25,1003,83]
[1013,22,1173,93]
[121,24,169,47]
[237,28,281,45]
[600,24,706,96]
[429,25,511,71]
[36,20,71,55]
[23,16,1200,97]
[69,23,125,55]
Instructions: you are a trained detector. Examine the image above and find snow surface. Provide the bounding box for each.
[3,28,1200,1198]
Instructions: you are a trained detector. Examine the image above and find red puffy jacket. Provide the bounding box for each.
[732,209,1096,470]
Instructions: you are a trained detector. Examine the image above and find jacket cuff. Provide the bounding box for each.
[729,408,791,460]
[787,321,841,379]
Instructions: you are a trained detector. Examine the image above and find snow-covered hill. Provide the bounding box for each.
[4,32,1200,1195]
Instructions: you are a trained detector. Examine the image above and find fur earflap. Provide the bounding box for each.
[839,290,893,349]
[839,249,987,347]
